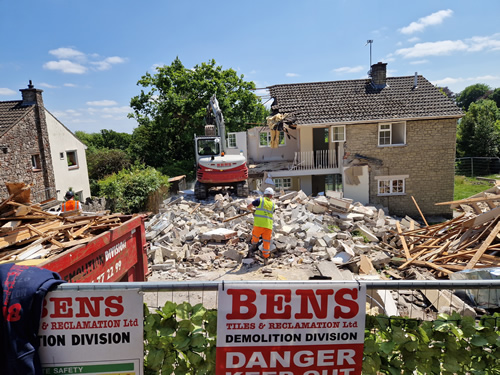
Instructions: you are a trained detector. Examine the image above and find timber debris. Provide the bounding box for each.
[0,183,125,262]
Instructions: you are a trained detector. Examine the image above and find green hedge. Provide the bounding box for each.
[143,301,500,375]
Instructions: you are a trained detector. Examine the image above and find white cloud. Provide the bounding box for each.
[334,65,364,74]
[43,60,88,74]
[39,82,58,88]
[396,34,500,59]
[91,56,127,71]
[396,40,468,58]
[86,100,118,106]
[432,75,500,88]
[64,83,77,87]
[409,60,429,65]
[286,73,299,77]
[49,47,86,60]
[44,48,127,74]
[408,37,420,43]
[0,88,16,96]
[399,9,453,34]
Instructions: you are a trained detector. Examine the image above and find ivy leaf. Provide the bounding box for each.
[190,303,207,326]
[471,334,489,347]
[173,328,192,351]
[380,341,395,354]
[145,348,165,371]
[391,326,407,345]
[160,301,178,318]
[176,302,193,320]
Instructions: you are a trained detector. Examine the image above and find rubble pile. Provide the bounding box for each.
[146,190,411,280]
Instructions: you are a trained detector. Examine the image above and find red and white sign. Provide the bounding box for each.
[38,289,144,375]
[216,282,366,375]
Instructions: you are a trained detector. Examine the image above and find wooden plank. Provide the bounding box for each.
[0,220,22,233]
[0,221,62,250]
[411,196,428,226]
[25,224,65,249]
[462,206,500,228]
[396,221,411,260]
[436,195,500,206]
[465,220,500,269]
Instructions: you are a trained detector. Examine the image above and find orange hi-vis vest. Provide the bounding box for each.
[61,199,81,212]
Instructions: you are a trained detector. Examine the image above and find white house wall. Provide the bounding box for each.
[247,126,297,162]
[45,110,91,201]
[224,131,248,159]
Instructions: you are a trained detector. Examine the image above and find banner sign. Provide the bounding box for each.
[38,289,144,375]
[216,282,366,375]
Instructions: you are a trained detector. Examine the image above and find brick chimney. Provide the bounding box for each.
[19,80,44,107]
[370,62,387,89]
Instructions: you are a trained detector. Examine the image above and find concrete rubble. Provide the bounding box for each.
[144,189,493,318]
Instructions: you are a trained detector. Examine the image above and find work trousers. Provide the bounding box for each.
[251,226,272,258]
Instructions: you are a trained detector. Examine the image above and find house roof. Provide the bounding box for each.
[0,100,33,138]
[268,75,463,125]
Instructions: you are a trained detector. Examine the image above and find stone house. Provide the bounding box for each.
[244,62,463,218]
[0,82,90,203]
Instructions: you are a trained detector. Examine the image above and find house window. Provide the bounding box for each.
[67,150,78,169]
[378,122,406,146]
[273,178,292,190]
[31,154,41,171]
[331,126,345,142]
[227,133,237,148]
[60,152,64,160]
[259,131,285,147]
[376,175,408,196]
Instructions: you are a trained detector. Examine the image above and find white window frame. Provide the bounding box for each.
[259,131,285,147]
[378,122,406,146]
[227,133,237,149]
[67,150,79,169]
[375,175,408,196]
[273,178,292,190]
[331,125,345,142]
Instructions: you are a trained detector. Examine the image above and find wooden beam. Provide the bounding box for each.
[411,196,428,226]
[465,220,500,269]
[396,221,411,260]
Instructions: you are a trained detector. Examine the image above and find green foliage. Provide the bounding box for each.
[97,165,169,213]
[128,57,268,172]
[457,83,491,111]
[143,303,500,375]
[75,129,132,151]
[86,148,131,181]
[456,100,500,157]
[144,301,217,375]
[362,313,500,375]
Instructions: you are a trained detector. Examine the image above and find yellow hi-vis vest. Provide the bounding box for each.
[254,197,274,230]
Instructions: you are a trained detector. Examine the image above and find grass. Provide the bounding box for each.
[454,175,496,201]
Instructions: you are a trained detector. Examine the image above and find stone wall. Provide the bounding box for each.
[0,105,56,202]
[345,118,457,218]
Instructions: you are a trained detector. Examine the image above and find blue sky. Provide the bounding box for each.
[1,1,500,134]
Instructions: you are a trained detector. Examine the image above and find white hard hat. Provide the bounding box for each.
[264,187,275,196]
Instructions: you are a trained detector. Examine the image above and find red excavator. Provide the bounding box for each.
[193,95,248,200]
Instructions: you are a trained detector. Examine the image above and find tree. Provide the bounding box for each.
[436,86,456,101]
[456,83,491,111]
[128,58,268,177]
[75,129,132,151]
[489,87,500,109]
[456,99,500,157]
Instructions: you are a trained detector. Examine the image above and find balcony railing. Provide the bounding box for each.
[290,149,340,171]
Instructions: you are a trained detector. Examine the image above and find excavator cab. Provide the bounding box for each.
[197,138,220,156]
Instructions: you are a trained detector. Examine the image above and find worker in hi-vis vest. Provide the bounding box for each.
[247,187,275,265]
[61,190,82,212]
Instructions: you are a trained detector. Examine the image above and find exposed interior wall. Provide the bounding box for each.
[299,175,312,196]
[246,126,297,162]
[224,131,247,159]
[45,110,91,201]
[343,165,369,205]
